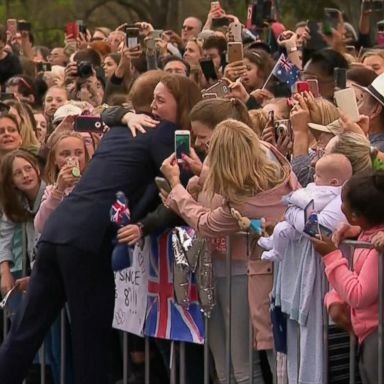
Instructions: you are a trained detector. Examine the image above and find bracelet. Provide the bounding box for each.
[288,46,298,53]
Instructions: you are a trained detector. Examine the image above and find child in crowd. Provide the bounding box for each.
[258,153,353,261]
[312,172,384,384]
[34,130,88,232]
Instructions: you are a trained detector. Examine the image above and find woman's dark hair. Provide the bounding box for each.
[0,150,40,223]
[106,53,121,66]
[190,98,252,130]
[244,49,275,82]
[73,48,102,67]
[343,172,384,226]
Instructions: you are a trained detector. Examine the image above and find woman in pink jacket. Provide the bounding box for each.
[312,173,384,384]
[161,118,298,383]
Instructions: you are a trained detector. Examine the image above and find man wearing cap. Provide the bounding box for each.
[356,72,384,151]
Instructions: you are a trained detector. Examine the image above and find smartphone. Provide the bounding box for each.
[227,42,243,63]
[212,17,230,28]
[228,22,242,42]
[6,19,17,35]
[0,93,15,101]
[151,29,163,39]
[66,22,79,38]
[274,119,292,141]
[334,87,360,122]
[377,21,384,46]
[74,116,104,132]
[373,0,384,11]
[268,110,275,125]
[210,1,220,10]
[145,36,156,50]
[304,200,333,239]
[307,79,320,98]
[202,92,218,99]
[324,8,341,30]
[155,176,172,193]
[76,20,86,34]
[203,80,230,98]
[17,20,31,32]
[200,58,218,81]
[295,80,310,94]
[334,67,347,90]
[175,130,191,163]
[36,62,52,72]
[125,27,140,48]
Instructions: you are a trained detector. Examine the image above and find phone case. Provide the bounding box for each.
[296,81,310,94]
[229,22,242,42]
[155,177,171,193]
[227,42,243,63]
[74,116,103,132]
[334,88,360,122]
[203,81,230,98]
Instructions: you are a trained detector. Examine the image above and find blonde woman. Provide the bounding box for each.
[4,100,40,155]
[161,119,298,383]
[361,49,384,75]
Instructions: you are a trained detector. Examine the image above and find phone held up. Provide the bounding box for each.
[155,177,172,194]
[125,26,140,49]
[304,200,333,240]
[175,130,191,164]
[74,115,104,133]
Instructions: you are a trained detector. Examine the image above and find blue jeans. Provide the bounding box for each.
[208,274,265,384]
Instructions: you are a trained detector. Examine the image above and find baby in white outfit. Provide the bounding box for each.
[258,153,353,261]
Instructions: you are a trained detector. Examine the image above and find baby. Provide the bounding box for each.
[258,153,353,261]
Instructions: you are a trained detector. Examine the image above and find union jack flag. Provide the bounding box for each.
[272,53,301,88]
[110,191,130,227]
[144,231,205,344]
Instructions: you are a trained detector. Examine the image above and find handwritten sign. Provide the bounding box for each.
[112,238,149,336]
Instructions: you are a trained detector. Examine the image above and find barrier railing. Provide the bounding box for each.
[0,236,382,384]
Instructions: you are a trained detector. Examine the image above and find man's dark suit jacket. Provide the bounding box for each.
[41,122,179,253]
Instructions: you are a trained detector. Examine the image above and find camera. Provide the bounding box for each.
[77,61,93,78]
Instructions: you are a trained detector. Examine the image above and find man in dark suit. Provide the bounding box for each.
[0,71,199,384]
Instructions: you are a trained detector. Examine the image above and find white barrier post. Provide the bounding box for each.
[225,236,232,383]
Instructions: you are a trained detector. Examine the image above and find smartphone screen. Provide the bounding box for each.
[36,62,52,72]
[125,27,139,48]
[200,58,218,81]
[334,67,347,90]
[212,17,230,28]
[17,21,31,32]
[175,131,191,163]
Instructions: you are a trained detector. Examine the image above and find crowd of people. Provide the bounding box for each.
[0,1,384,384]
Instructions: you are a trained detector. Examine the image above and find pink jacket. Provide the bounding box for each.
[34,185,73,233]
[167,142,299,349]
[324,226,383,344]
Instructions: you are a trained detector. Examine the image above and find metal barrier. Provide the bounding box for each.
[1,237,383,384]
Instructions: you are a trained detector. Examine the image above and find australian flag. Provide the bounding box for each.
[144,230,205,344]
[272,53,301,88]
